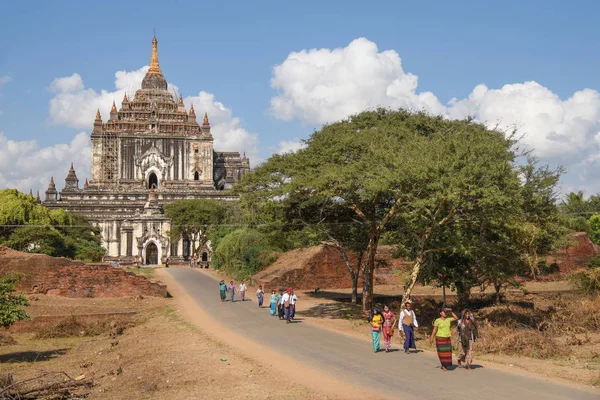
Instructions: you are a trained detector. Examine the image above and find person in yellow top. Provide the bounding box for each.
[369,307,384,353]
[429,308,459,370]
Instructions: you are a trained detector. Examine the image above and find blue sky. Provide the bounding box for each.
[1,0,600,194]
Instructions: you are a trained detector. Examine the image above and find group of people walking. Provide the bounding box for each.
[369,301,478,371]
[219,280,248,302]
[269,288,298,323]
[218,281,299,324]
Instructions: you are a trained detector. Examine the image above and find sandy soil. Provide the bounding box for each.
[0,293,340,399]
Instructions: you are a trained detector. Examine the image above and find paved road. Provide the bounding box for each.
[166,269,597,400]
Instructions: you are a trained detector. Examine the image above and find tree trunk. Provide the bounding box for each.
[361,234,379,311]
[494,280,502,305]
[401,252,424,310]
[351,251,364,305]
[442,285,447,309]
[456,281,471,307]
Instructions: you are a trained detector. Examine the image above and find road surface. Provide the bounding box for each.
[165,268,597,400]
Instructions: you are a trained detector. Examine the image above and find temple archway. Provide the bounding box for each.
[194,171,199,181]
[148,172,158,189]
[146,242,158,265]
[202,252,208,262]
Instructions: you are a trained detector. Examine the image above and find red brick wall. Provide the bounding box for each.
[547,232,600,273]
[0,246,167,298]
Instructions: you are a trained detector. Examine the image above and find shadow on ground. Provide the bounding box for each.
[0,348,69,363]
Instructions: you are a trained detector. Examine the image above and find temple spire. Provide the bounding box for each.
[95,109,101,121]
[122,92,128,103]
[111,100,117,112]
[189,103,196,117]
[203,112,209,125]
[148,34,162,75]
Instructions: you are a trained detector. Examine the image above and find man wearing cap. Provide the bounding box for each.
[399,300,419,353]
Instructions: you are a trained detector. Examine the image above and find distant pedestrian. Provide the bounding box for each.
[228,281,236,302]
[269,290,277,316]
[430,308,459,370]
[239,281,247,301]
[256,285,264,308]
[219,280,227,302]
[399,300,419,354]
[369,307,383,353]
[381,305,396,353]
[290,289,297,319]
[457,309,478,370]
[277,289,284,319]
[282,288,292,323]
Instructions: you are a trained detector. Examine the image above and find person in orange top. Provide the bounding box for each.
[369,307,384,353]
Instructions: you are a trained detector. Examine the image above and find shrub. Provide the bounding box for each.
[587,254,600,269]
[568,269,600,295]
[213,228,279,280]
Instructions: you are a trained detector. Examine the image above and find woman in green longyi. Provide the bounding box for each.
[429,308,458,370]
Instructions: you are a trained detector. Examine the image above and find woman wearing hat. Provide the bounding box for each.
[430,308,459,370]
[399,300,419,354]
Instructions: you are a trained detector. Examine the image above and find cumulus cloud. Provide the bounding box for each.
[0,132,90,194]
[269,38,600,194]
[48,67,258,164]
[275,139,306,154]
[0,75,11,87]
[183,92,259,162]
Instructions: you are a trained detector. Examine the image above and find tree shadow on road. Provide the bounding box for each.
[0,348,69,363]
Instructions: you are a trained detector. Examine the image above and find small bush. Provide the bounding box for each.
[538,261,560,275]
[587,254,600,269]
[569,269,600,295]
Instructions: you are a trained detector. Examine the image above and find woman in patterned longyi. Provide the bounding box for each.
[429,308,458,370]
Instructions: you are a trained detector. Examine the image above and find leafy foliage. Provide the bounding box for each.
[569,268,600,295]
[213,228,279,280]
[0,273,29,329]
[0,189,104,262]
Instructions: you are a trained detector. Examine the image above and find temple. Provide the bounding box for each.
[44,35,250,266]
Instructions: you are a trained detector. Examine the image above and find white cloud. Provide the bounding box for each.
[275,139,306,154]
[48,67,258,164]
[0,132,90,195]
[183,92,260,163]
[0,75,11,87]
[269,38,600,193]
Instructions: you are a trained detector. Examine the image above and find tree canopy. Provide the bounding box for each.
[0,189,104,262]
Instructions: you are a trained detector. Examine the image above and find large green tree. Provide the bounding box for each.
[164,199,233,259]
[0,273,29,329]
[240,109,527,311]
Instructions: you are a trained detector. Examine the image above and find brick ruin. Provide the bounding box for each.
[0,246,167,298]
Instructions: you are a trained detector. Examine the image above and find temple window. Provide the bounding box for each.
[194,171,199,181]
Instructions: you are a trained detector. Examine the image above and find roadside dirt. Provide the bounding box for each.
[0,290,341,399]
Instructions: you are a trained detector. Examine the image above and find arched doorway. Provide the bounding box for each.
[202,252,208,262]
[146,242,158,265]
[148,172,158,189]
[194,171,199,181]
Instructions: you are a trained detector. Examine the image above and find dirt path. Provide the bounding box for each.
[160,268,598,400]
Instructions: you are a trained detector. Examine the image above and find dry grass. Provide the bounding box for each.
[34,315,135,339]
[0,332,17,346]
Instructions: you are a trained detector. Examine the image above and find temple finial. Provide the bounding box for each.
[189,103,195,116]
[29,188,33,196]
[70,162,74,171]
[95,109,101,121]
[111,100,117,112]
[122,92,128,103]
[148,34,162,74]
[203,112,209,125]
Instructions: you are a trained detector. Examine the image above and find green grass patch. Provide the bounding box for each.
[124,267,155,279]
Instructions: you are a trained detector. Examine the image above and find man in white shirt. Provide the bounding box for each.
[399,300,419,353]
[238,281,247,301]
[281,288,292,323]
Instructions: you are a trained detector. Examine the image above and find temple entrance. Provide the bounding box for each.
[148,172,158,189]
[202,252,208,262]
[146,242,158,265]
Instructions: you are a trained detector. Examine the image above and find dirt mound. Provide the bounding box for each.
[547,232,599,273]
[0,246,167,298]
[252,245,408,290]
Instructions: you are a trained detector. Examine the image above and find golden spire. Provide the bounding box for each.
[189,103,195,116]
[122,92,128,103]
[203,112,209,125]
[111,100,117,112]
[148,34,162,75]
[179,94,184,105]
[95,109,101,121]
